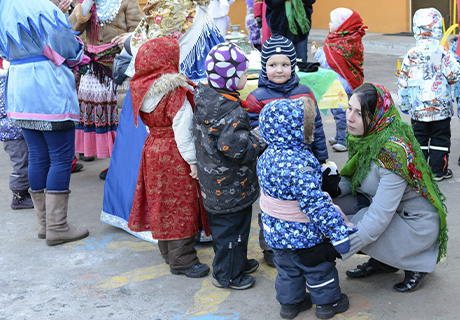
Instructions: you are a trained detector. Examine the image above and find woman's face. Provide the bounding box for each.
[346,94,366,136]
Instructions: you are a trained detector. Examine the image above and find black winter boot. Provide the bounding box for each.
[11,190,34,210]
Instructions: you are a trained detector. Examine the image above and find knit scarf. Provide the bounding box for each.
[285,0,310,35]
[340,83,448,263]
[323,10,367,90]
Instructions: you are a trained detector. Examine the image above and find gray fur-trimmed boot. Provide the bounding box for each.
[45,190,89,246]
[29,189,46,239]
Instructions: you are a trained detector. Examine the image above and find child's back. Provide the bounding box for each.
[193,42,261,290]
[398,8,460,121]
[193,82,260,213]
[257,98,353,319]
[257,98,351,254]
[398,8,460,181]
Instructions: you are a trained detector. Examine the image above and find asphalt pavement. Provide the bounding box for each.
[1,30,460,320]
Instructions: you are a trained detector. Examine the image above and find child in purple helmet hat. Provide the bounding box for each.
[193,42,261,290]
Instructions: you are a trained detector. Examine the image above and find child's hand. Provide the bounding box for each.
[311,45,319,56]
[189,164,198,180]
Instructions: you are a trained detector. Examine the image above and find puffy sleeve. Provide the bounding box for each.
[46,24,85,64]
[397,52,411,114]
[125,0,143,33]
[309,103,328,163]
[442,49,460,84]
[216,108,260,164]
[293,160,355,253]
[172,97,196,164]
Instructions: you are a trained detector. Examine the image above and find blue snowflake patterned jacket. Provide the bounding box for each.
[257,99,355,253]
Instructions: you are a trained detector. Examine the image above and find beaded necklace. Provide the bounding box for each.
[95,0,123,26]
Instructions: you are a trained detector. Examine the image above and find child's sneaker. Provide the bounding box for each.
[212,274,255,290]
[434,168,453,181]
[243,259,259,274]
[11,190,34,210]
[332,143,348,152]
[280,295,312,319]
[328,137,338,145]
[170,262,210,278]
[316,293,349,319]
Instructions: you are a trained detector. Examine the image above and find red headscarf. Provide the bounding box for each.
[130,37,194,127]
[323,10,367,90]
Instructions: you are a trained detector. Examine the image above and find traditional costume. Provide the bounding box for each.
[0,0,89,245]
[314,8,367,151]
[100,0,223,242]
[339,83,447,292]
[127,37,209,276]
[69,0,142,158]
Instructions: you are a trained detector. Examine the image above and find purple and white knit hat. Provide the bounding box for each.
[205,42,249,92]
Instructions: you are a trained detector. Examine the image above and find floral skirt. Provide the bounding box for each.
[75,72,118,158]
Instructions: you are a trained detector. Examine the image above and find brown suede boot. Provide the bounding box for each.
[45,190,89,246]
[29,189,46,239]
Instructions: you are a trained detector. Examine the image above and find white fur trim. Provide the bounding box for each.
[145,73,189,98]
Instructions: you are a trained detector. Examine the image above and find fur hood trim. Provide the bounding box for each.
[145,73,189,100]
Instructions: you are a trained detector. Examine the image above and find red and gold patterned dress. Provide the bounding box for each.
[128,91,201,240]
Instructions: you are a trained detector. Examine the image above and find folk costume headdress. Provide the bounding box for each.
[340,83,448,262]
[323,8,367,90]
[129,37,195,127]
[129,0,222,80]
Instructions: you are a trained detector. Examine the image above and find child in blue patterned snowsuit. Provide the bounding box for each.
[257,97,355,319]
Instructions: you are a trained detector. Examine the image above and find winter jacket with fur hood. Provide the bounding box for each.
[193,83,260,214]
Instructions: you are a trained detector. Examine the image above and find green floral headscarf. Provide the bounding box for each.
[340,83,447,262]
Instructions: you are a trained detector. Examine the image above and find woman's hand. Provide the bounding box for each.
[57,0,71,13]
[189,164,198,180]
[111,35,129,48]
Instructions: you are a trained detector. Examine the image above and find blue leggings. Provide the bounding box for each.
[22,128,75,191]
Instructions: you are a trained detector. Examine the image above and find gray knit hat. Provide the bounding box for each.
[261,35,297,79]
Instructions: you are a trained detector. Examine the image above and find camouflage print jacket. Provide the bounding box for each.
[193,83,260,214]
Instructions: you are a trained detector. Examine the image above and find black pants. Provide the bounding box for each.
[207,206,252,287]
[411,118,451,176]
